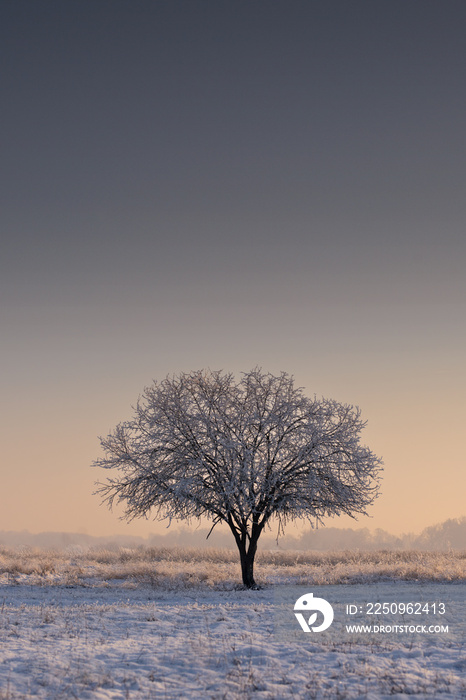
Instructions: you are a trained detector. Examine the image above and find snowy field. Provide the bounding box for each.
[1,547,465,699]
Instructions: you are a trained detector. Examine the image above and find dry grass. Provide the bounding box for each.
[0,545,464,588]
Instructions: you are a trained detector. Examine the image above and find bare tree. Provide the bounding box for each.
[93,368,383,588]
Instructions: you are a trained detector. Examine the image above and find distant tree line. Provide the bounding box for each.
[1,517,465,550]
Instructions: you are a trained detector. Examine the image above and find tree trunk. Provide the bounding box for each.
[227,517,263,588]
[238,540,257,588]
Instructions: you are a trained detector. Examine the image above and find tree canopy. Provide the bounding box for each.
[93,368,383,587]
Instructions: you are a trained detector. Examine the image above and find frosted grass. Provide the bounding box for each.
[0,547,465,698]
[0,546,465,589]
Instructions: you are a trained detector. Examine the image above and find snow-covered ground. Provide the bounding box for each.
[0,549,465,698]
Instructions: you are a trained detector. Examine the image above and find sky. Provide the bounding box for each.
[1,0,465,540]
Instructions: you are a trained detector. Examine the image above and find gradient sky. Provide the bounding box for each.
[1,1,465,539]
